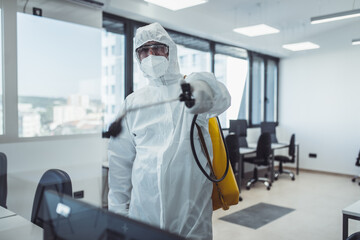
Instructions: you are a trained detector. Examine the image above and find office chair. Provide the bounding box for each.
[31,169,72,228]
[225,133,242,201]
[260,121,278,143]
[351,151,360,185]
[346,231,360,240]
[273,134,296,181]
[243,132,272,190]
[229,119,248,148]
[0,152,7,208]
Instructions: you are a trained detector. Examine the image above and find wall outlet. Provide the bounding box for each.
[309,153,317,158]
[74,190,84,199]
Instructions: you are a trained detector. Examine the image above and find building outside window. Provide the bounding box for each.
[101,30,125,130]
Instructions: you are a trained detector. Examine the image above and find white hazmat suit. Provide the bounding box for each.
[108,22,231,240]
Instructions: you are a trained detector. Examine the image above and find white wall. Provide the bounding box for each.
[2,137,107,220]
[278,45,360,175]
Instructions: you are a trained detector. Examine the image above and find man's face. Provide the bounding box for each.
[136,41,169,62]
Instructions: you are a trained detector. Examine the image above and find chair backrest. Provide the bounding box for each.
[356,151,360,167]
[256,132,272,162]
[346,231,360,240]
[0,152,7,208]
[289,134,296,157]
[229,119,248,148]
[31,169,72,228]
[225,134,240,172]
[260,121,278,143]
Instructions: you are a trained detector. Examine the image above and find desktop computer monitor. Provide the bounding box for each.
[43,190,185,240]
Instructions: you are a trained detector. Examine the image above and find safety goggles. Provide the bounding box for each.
[136,43,169,60]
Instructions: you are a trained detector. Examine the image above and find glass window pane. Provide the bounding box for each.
[17,13,102,137]
[265,59,278,122]
[102,30,125,130]
[214,54,248,128]
[177,45,211,75]
[251,55,265,125]
[238,77,249,120]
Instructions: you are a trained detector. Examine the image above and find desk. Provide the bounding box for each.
[0,207,16,219]
[342,200,360,240]
[0,207,43,240]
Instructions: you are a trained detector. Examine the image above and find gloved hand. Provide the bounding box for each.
[181,79,214,114]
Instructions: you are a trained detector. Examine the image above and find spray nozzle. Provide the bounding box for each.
[179,83,195,108]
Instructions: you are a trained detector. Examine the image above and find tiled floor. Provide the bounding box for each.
[212,170,360,240]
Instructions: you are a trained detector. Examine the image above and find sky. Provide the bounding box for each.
[17,13,102,99]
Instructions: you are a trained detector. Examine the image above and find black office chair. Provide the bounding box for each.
[243,132,272,190]
[273,134,296,181]
[260,121,278,143]
[31,169,72,228]
[351,151,360,185]
[0,152,8,208]
[229,119,249,148]
[225,133,242,201]
[347,231,360,240]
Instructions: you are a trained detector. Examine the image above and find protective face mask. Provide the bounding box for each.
[140,55,169,78]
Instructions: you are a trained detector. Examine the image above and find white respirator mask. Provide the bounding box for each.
[140,55,169,78]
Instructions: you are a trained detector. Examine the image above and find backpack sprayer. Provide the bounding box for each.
[103,83,229,183]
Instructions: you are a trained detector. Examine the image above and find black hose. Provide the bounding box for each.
[190,114,230,183]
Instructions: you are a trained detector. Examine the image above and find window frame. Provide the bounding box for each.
[248,51,279,128]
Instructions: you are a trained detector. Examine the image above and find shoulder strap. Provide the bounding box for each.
[194,123,216,179]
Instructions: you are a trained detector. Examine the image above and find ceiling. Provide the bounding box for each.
[104,0,360,58]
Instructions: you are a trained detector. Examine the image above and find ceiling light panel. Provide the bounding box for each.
[233,24,280,37]
[144,0,208,11]
[282,42,320,51]
[311,9,360,24]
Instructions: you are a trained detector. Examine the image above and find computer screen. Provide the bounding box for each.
[43,190,185,240]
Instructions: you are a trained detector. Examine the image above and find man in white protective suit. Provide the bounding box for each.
[108,22,231,240]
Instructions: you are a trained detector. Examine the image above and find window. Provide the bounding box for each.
[17,13,102,137]
[265,59,278,122]
[102,16,125,130]
[249,52,279,126]
[177,45,211,74]
[214,44,248,128]
[104,14,279,132]
[169,31,211,75]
